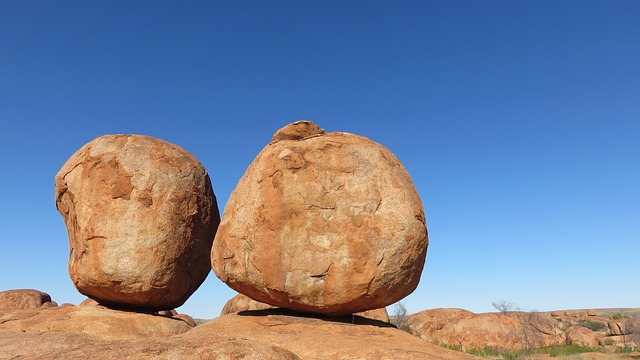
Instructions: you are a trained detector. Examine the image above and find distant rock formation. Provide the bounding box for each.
[212,121,428,315]
[406,308,565,350]
[55,134,220,311]
[0,289,56,310]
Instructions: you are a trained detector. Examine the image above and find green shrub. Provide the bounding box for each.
[615,346,637,353]
[576,320,607,332]
[436,343,603,359]
[612,312,624,320]
[533,344,601,357]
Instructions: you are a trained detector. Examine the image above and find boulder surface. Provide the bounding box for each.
[221,293,390,322]
[407,308,565,351]
[212,121,428,315]
[0,298,193,341]
[0,305,479,360]
[55,134,220,311]
[0,289,54,310]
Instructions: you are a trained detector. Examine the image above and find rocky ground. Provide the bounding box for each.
[0,290,479,360]
[2,289,639,359]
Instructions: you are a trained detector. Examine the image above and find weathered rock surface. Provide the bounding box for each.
[0,330,300,360]
[0,307,479,359]
[407,308,565,351]
[55,134,220,311]
[0,289,55,309]
[608,320,625,335]
[212,121,428,315]
[357,307,390,323]
[220,293,278,315]
[221,293,390,322]
[566,326,601,347]
[0,299,193,340]
[191,310,479,360]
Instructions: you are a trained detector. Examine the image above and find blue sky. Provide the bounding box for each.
[1,1,638,318]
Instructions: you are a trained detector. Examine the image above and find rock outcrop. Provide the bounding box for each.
[566,326,601,347]
[0,298,193,341]
[212,121,428,315]
[0,289,55,310]
[407,308,565,351]
[221,293,390,322]
[55,134,220,311]
[0,304,478,359]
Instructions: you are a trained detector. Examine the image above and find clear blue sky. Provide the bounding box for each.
[1,1,638,318]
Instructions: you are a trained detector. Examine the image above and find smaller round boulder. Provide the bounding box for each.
[0,289,54,309]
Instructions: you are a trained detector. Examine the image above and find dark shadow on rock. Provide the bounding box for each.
[236,308,396,328]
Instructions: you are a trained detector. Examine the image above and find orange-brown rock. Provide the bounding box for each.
[608,320,625,335]
[0,289,55,310]
[0,307,480,359]
[212,121,428,315]
[0,330,299,360]
[220,293,278,315]
[55,134,220,311]
[407,308,564,351]
[221,293,390,322]
[0,299,193,340]
[357,307,390,322]
[566,326,601,347]
[587,309,597,316]
[189,310,479,359]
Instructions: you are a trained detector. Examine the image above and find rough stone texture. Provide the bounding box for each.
[566,326,601,347]
[407,308,565,351]
[357,307,390,323]
[0,299,193,341]
[587,309,597,316]
[221,293,389,322]
[0,289,54,309]
[55,134,220,311]
[190,310,480,360]
[608,320,625,335]
[0,307,480,360]
[0,330,299,360]
[220,293,278,316]
[212,121,428,315]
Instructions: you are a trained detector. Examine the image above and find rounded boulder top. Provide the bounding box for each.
[212,121,428,315]
[55,134,220,311]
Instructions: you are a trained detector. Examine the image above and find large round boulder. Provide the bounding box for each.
[212,121,428,315]
[55,134,220,311]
